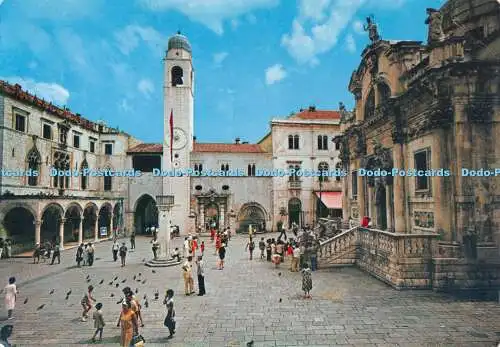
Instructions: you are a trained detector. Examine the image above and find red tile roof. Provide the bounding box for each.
[290,109,340,120]
[0,80,114,133]
[193,143,264,153]
[127,143,163,153]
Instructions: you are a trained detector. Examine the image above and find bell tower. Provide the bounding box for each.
[163,31,194,230]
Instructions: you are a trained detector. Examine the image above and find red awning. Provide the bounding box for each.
[315,191,342,209]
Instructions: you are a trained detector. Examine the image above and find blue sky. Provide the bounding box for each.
[0,0,444,143]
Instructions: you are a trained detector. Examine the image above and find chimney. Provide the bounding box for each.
[193,136,196,142]
[299,108,304,112]
[308,106,316,112]
[235,137,241,144]
[242,141,249,144]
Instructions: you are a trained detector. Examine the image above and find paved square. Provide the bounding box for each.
[1,235,500,346]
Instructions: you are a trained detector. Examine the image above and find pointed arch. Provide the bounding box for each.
[26,146,41,186]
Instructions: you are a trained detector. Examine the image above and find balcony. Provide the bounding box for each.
[288,181,301,190]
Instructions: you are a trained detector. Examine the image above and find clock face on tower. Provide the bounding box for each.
[172,127,187,149]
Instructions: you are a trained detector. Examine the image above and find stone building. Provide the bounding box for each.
[337,0,500,289]
[0,32,342,254]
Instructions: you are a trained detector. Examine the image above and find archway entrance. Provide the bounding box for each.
[83,204,97,240]
[98,204,112,238]
[113,203,122,237]
[288,198,302,228]
[375,183,387,230]
[134,195,158,234]
[41,204,63,245]
[64,205,81,244]
[238,204,266,233]
[205,203,219,229]
[2,207,35,254]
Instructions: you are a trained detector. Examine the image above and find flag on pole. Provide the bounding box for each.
[169,109,173,163]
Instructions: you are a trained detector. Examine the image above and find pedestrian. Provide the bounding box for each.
[76,243,84,267]
[227,227,231,241]
[117,301,138,347]
[130,232,136,250]
[5,240,11,258]
[245,237,255,260]
[83,244,89,266]
[218,243,226,270]
[192,237,198,257]
[0,238,4,259]
[182,256,194,295]
[163,289,176,339]
[171,247,180,262]
[91,302,105,343]
[0,324,13,347]
[123,288,144,327]
[183,237,189,258]
[266,240,272,262]
[215,234,221,256]
[291,246,300,272]
[87,243,95,266]
[152,237,159,260]
[112,240,119,262]
[81,285,95,322]
[51,242,61,265]
[259,238,265,260]
[195,256,206,296]
[119,242,128,267]
[302,266,312,299]
[200,241,205,256]
[33,243,41,264]
[4,277,18,320]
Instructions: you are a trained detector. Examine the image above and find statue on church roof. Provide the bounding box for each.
[364,16,380,43]
[425,8,443,44]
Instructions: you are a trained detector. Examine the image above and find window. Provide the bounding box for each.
[104,143,113,155]
[89,141,95,153]
[27,148,41,186]
[288,164,300,182]
[73,134,80,148]
[194,163,203,172]
[378,83,391,104]
[335,141,340,151]
[318,162,329,182]
[335,162,342,182]
[247,164,256,176]
[414,149,430,191]
[15,114,26,132]
[171,66,184,86]
[352,171,358,198]
[220,163,229,172]
[132,155,161,172]
[104,175,112,191]
[288,135,299,150]
[53,151,70,189]
[317,135,328,150]
[364,89,375,119]
[42,124,52,140]
[81,160,88,190]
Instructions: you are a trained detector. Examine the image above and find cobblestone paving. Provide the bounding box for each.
[1,234,500,347]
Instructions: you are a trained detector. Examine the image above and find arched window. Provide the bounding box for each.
[52,151,70,188]
[317,135,328,150]
[335,162,342,182]
[171,66,184,86]
[81,159,88,190]
[247,164,256,176]
[364,89,375,119]
[293,135,299,149]
[27,147,41,186]
[104,167,112,191]
[220,163,229,172]
[378,83,391,104]
[318,162,329,182]
[288,135,294,149]
[289,164,301,182]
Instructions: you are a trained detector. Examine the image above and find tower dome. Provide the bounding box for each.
[167,31,192,53]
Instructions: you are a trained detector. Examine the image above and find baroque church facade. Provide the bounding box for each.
[0,33,343,254]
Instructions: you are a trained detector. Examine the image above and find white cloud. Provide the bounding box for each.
[213,52,228,65]
[1,76,69,105]
[282,0,366,65]
[137,78,155,97]
[345,34,356,53]
[352,19,364,35]
[14,0,102,20]
[138,0,279,35]
[298,0,331,21]
[114,25,165,55]
[119,99,132,112]
[265,64,287,85]
[0,0,4,6]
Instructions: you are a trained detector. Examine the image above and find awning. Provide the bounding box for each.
[314,191,342,209]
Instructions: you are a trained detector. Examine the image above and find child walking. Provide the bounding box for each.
[91,302,105,342]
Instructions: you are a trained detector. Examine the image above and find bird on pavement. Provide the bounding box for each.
[279,298,282,303]
[110,293,115,298]
[66,290,72,296]
[86,278,91,283]
[143,294,147,300]
[135,288,139,294]
[49,289,54,295]
[144,300,149,308]
[23,298,29,304]
[37,304,45,310]
[86,275,90,280]
[121,279,126,283]
[278,272,281,276]
[133,275,136,280]
[138,273,142,276]
[152,270,156,274]
[113,276,118,281]
[99,279,104,284]
[247,341,254,347]
[116,298,124,304]
[115,283,119,288]
[154,291,159,300]
[142,279,147,284]
[108,281,113,285]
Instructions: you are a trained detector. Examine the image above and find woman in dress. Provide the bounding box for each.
[4,277,18,320]
[218,243,226,270]
[163,289,176,339]
[301,267,312,299]
[117,301,138,347]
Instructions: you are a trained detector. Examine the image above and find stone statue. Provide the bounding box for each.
[425,8,443,43]
[374,180,385,205]
[364,16,380,43]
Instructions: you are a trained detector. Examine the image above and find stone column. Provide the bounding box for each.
[110,214,114,239]
[157,206,172,259]
[357,164,366,220]
[367,187,373,220]
[94,219,99,242]
[386,185,393,231]
[78,218,83,244]
[59,218,65,250]
[35,220,41,245]
[455,109,472,242]
[393,144,406,233]
[342,177,349,223]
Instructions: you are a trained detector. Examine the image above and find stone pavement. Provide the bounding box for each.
[0,234,499,347]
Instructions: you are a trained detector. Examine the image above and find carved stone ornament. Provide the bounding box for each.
[364,16,380,43]
[413,211,435,229]
[406,101,453,139]
[466,102,493,123]
[425,8,443,44]
[354,130,366,157]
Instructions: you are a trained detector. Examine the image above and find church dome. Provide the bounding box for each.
[168,32,192,53]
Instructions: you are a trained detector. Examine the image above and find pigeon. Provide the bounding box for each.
[99,279,104,285]
[278,272,281,276]
[135,288,139,294]
[142,258,146,262]
[113,276,118,281]
[86,275,90,280]
[247,341,254,347]
[108,281,113,285]
[141,279,147,284]
[143,294,147,300]
[23,298,29,304]
[154,291,159,300]
[65,295,70,300]
[121,279,126,283]
[116,298,124,305]
[279,298,282,303]
[115,283,119,288]
[152,270,156,274]
[86,278,91,283]
[37,304,45,310]
[110,293,115,298]
[133,275,136,280]
[49,289,55,294]
[138,273,142,276]
[144,300,149,308]
[66,290,72,296]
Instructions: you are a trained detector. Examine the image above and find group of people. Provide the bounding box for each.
[0,238,12,259]
[75,243,96,267]
[31,240,62,265]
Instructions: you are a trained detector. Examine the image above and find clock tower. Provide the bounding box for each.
[163,32,194,230]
